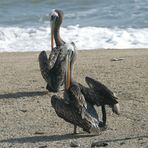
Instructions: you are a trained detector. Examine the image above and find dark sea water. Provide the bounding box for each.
[0,0,148,51]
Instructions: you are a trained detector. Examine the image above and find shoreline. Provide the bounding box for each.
[0,48,148,53]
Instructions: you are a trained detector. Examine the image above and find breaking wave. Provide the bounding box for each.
[0,25,148,52]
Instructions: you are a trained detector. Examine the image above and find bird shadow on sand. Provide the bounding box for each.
[0,91,47,99]
[91,134,148,146]
[0,133,147,144]
[0,133,97,144]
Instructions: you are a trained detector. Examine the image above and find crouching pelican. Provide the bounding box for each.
[39,9,75,92]
[51,45,120,134]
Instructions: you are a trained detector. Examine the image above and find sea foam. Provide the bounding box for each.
[0,25,148,52]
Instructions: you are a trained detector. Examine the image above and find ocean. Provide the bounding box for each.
[0,0,148,52]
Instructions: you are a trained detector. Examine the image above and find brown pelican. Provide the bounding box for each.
[39,9,75,92]
[51,46,120,134]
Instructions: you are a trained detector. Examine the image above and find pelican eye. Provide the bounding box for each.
[49,10,59,21]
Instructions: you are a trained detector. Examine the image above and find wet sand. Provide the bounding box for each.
[0,49,148,147]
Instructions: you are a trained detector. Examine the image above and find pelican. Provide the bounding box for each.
[51,46,120,134]
[39,9,75,92]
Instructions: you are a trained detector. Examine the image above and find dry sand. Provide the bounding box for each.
[0,49,148,148]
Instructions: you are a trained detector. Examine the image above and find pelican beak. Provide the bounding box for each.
[65,50,72,90]
[50,10,58,50]
[112,103,120,115]
[50,20,55,50]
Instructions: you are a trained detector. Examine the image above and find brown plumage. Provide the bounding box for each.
[50,9,120,134]
[39,9,75,92]
[51,42,120,134]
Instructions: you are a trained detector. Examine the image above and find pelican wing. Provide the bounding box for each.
[69,83,100,129]
[38,48,60,83]
[39,51,50,83]
[85,76,118,107]
[51,95,92,132]
[85,76,117,99]
[51,95,99,133]
[69,83,87,115]
[79,83,98,105]
[85,77,120,116]
[48,47,61,69]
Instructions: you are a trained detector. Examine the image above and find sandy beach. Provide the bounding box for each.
[0,49,148,148]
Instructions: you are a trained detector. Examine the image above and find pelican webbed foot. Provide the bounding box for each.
[99,121,107,130]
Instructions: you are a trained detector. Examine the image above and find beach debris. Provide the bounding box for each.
[19,109,27,113]
[32,79,37,82]
[37,100,40,103]
[34,131,45,135]
[111,58,125,61]
[120,142,125,145]
[70,140,80,147]
[91,141,108,147]
[138,137,143,141]
[39,145,48,148]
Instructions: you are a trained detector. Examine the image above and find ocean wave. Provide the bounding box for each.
[0,25,148,52]
[65,9,97,18]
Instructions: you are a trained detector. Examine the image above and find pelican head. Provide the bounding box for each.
[49,9,64,49]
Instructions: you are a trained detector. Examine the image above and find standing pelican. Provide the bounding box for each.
[51,46,120,134]
[39,9,75,92]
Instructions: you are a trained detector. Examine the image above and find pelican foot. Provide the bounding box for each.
[99,121,106,127]
[99,122,107,131]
